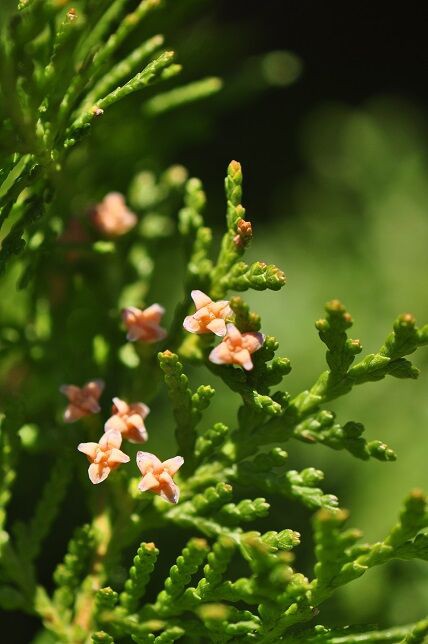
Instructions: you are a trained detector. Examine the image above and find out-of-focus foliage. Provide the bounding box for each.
[0,0,224,276]
[1,0,428,641]
[242,99,428,624]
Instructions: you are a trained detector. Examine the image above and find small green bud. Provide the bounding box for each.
[225,160,243,206]
[93,241,115,254]
[18,424,39,450]
[92,632,114,643]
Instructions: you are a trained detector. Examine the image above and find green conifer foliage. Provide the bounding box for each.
[0,1,427,642]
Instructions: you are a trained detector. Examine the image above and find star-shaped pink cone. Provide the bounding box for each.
[209,323,265,371]
[122,304,167,343]
[136,452,184,504]
[60,379,105,423]
[78,430,130,484]
[183,290,232,337]
[104,397,150,444]
[92,192,137,236]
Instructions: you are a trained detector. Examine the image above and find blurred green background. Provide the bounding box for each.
[1,0,428,639]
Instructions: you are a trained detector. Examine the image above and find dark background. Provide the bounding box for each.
[169,0,428,218]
